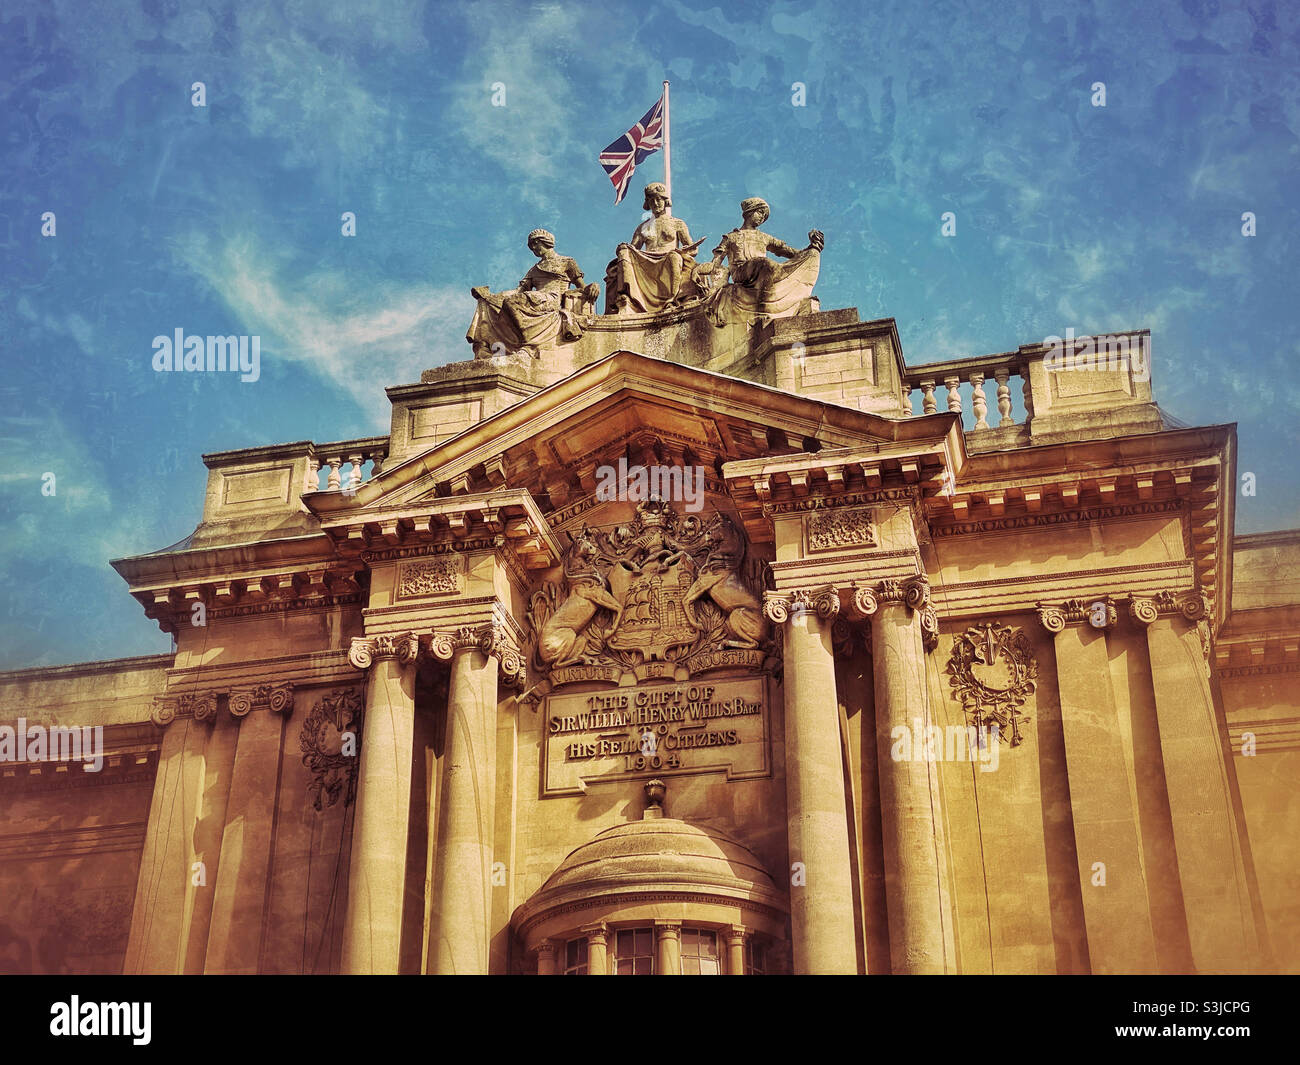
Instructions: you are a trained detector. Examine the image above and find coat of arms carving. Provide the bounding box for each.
[525,498,772,691]
[945,621,1038,747]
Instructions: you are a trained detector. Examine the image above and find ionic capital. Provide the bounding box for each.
[763,586,840,624]
[1128,589,1208,626]
[1037,597,1118,633]
[229,682,294,719]
[349,632,420,671]
[151,689,219,729]
[430,623,526,689]
[851,574,930,617]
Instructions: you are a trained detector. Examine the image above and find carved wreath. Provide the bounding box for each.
[945,622,1038,747]
[299,688,363,811]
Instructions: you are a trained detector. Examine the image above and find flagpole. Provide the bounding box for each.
[662,79,671,203]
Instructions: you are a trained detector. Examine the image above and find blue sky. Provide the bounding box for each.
[2,0,1297,668]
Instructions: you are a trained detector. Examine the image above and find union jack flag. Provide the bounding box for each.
[599,94,664,204]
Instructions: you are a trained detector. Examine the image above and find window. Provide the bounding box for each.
[745,938,767,975]
[613,928,654,975]
[560,936,589,975]
[681,929,720,975]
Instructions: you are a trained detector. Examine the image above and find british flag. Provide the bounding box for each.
[599,94,664,204]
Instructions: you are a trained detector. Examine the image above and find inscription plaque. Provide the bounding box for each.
[541,674,770,797]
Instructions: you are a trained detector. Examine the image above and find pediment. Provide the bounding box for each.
[306,350,962,531]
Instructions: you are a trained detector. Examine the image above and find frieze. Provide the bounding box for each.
[396,556,465,599]
[207,592,360,621]
[945,621,1038,747]
[805,507,878,552]
[361,539,499,564]
[763,487,920,516]
[525,498,772,692]
[930,499,1186,538]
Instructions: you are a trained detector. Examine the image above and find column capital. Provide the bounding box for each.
[579,921,608,944]
[1037,597,1117,633]
[1127,588,1208,626]
[151,689,219,728]
[850,574,930,617]
[763,585,840,624]
[429,622,525,689]
[725,925,748,946]
[654,920,683,939]
[229,681,294,719]
[348,632,419,670]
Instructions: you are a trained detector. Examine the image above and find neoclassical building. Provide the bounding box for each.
[1,216,1297,975]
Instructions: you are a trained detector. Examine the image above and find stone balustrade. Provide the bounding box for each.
[303,436,390,495]
[902,330,1156,445]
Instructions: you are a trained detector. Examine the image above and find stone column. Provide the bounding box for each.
[535,939,557,976]
[764,586,858,975]
[341,632,420,975]
[583,922,609,976]
[858,577,948,975]
[125,693,226,974]
[726,926,747,975]
[1131,593,1259,973]
[427,624,520,975]
[204,684,294,975]
[1039,600,1158,974]
[655,921,682,975]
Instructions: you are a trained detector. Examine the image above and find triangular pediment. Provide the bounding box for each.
[307,350,961,528]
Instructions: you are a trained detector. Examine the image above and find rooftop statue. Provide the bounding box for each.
[603,182,708,315]
[467,229,600,358]
[703,197,824,327]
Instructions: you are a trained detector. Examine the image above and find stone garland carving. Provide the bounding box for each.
[348,632,420,670]
[430,622,526,690]
[229,682,294,719]
[299,687,364,811]
[805,508,877,552]
[526,498,771,690]
[945,622,1038,747]
[396,556,464,599]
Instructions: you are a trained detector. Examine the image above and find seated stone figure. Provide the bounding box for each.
[702,197,824,327]
[604,183,708,315]
[467,229,600,358]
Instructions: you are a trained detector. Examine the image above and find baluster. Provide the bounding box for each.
[371,452,384,478]
[994,368,1013,426]
[347,451,364,491]
[1022,369,1034,421]
[901,388,913,417]
[920,380,937,415]
[326,456,342,491]
[944,376,962,417]
[304,457,320,494]
[970,372,988,430]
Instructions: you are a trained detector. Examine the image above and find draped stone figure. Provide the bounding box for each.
[703,197,824,327]
[467,229,600,358]
[604,183,709,315]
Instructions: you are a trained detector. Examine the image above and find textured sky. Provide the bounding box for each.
[2,0,1298,668]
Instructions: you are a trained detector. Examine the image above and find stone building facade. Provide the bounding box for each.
[1,269,1297,974]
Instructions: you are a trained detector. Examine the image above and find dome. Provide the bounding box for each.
[512,818,788,939]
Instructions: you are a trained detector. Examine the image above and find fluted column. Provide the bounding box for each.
[856,576,947,974]
[764,586,858,974]
[427,624,521,974]
[1038,599,1158,974]
[1130,592,1259,972]
[342,632,419,974]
